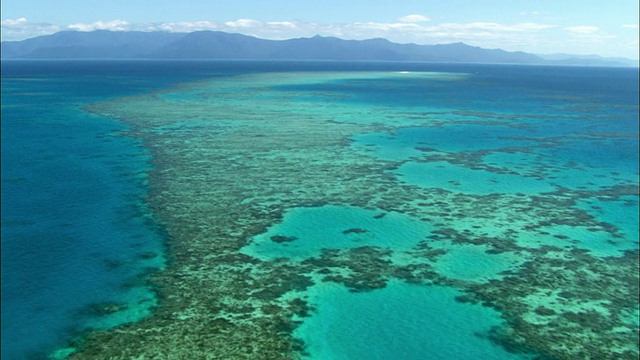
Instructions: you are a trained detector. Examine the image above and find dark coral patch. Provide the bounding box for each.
[534,307,556,316]
[342,228,368,234]
[270,235,299,243]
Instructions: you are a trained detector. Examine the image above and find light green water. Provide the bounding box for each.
[295,280,533,360]
[241,205,432,261]
[394,161,556,194]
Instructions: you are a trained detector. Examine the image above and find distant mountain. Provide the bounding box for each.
[1,30,636,67]
[1,31,185,59]
[537,53,638,68]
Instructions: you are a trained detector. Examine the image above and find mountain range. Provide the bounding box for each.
[1,30,637,67]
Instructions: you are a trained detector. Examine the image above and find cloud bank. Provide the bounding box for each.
[1,18,62,40]
[67,20,131,32]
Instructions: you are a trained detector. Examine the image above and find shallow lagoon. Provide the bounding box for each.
[430,242,524,283]
[241,205,432,260]
[295,280,533,360]
[394,161,557,194]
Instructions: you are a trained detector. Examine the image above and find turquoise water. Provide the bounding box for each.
[241,205,432,261]
[430,242,524,283]
[394,161,557,194]
[295,280,532,360]
[577,196,639,242]
[353,123,541,161]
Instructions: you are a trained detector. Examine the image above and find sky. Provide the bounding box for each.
[2,0,639,59]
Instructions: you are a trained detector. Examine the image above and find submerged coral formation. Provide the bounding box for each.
[64,69,639,359]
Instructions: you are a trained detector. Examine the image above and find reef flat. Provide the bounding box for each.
[68,67,638,359]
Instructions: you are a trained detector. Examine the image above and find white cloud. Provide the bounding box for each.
[144,21,219,33]
[1,18,62,41]
[216,19,309,39]
[351,21,420,32]
[439,22,555,33]
[224,18,262,28]
[511,22,556,31]
[266,21,297,29]
[565,25,599,34]
[2,17,28,26]
[398,14,431,23]
[67,20,131,32]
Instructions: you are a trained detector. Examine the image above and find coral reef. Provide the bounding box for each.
[64,71,638,359]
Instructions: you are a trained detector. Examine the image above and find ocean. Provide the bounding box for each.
[1,60,638,359]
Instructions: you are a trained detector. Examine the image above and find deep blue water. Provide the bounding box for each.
[1,60,228,360]
[1,60,638,359]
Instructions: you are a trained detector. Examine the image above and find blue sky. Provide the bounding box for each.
[2,0,638,58]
